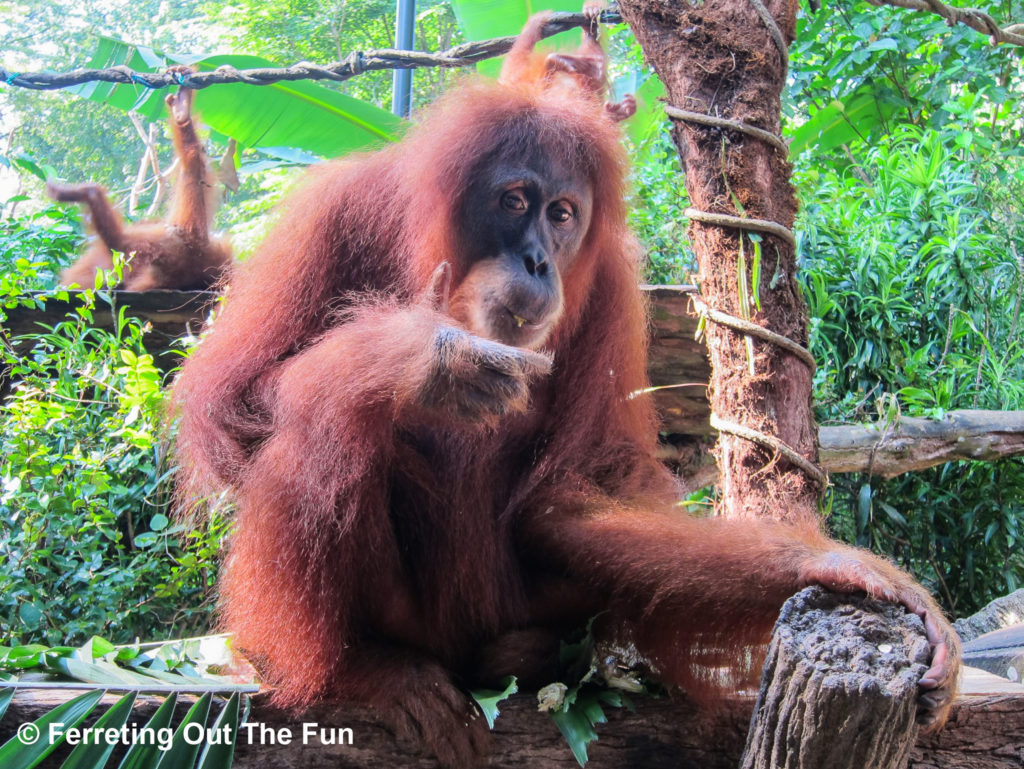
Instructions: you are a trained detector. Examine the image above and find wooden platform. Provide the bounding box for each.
[1,667,1020,768]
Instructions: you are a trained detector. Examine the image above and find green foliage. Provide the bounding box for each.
[0,689,244,769]
[0,689,105,769]
[538,621,644,766]
[0,219,224,646]
[0,202,82,292]
[0,634,247,684]
[629,129,696,285]
[787,0,1022,147]
[797,120,1024,614]
[0,635,250,769]
[207,0,462,111]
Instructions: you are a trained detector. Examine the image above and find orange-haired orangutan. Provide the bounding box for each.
[173,12,959,766]
[49,71,231,291]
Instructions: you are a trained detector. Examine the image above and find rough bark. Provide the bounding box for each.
[618,0,817,523]
[3,674,1021,769]
[740,587,927,769]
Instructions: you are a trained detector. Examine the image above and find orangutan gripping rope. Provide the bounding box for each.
[49,73,231,291]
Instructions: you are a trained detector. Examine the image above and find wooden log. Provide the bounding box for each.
[954,589,1024,644]
[3,668,1021,769]
[818,413,1024,477]
[962,622,1024,684]
[661,411,1024,485]
[740,587,928,769]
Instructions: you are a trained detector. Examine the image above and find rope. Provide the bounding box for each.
[746,0,789,75]
[711,415,829,489]
[663,106,788,155]
[689,295,816,373]
[684,207,797,248]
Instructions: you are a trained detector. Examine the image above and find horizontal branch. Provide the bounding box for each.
[818,410,1024,477]
[0,11,620,92]
[658,411,1024,486]
[866,0,1024,47]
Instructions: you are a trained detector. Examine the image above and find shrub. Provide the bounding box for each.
[1,217,224,645]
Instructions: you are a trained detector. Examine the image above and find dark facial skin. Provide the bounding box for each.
[450,148,593,350]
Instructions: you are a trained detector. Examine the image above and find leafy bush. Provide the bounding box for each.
[1,219,224,646]
[0,201,82,292]
[628,128,696,285]
[796,124,1024,614]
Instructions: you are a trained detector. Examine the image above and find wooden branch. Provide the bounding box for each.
[818,411,1024,477]
[2,667,1021,768]
[866,0,1024,48]
[741,588,926,769]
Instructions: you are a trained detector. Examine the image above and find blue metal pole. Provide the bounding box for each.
[392,0,415,117]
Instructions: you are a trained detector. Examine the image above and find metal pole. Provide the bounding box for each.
[392,0,415,117]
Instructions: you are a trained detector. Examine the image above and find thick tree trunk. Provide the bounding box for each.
[619,0,816,522]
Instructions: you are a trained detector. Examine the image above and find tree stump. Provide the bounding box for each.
[741,587,929,769]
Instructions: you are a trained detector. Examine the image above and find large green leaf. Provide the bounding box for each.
[0,689,104,769]
[451,0,597,77]
[0,687,14,720]
[117,693,178,769]
[154,692,211,769]
[71,38,406,160]
[789,86,901,157]
[195,693,240,769]
[61,692,138,769]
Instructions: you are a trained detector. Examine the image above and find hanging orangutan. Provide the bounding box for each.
[48,69,231,291]
[172,11,959,766]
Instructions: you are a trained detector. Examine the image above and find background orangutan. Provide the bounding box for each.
[173,12,959,766]
[48,72,231,291]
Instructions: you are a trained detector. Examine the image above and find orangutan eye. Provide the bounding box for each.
[548,202,574,224]
[501,191,528,212]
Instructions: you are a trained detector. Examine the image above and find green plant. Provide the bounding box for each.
[0,201,83,294]
[797,122,1024,614]
[0,635,252,769]
[1,220,225,645]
